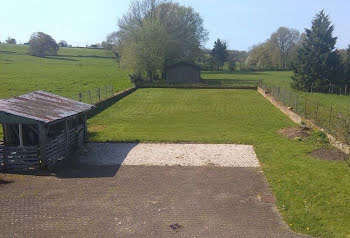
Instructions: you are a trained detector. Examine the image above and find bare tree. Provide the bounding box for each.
[270,27,300,69]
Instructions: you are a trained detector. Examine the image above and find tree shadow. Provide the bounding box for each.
[57,54,116,59]
[204,78,258,85]
[202,71,269,75]
[45,56,78,61]
[0,178,14,185]
[55,142,140,179]
[0,50,17,54]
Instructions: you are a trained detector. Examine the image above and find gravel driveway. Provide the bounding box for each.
[83,143,260,167]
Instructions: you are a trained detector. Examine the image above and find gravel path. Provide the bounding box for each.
[83,143,260,167]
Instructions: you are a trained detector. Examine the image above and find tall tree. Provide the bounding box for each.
[270,27,300,69]
[115,0,208,81]
[29,32,59,57]
[291,10,340,91]
[345,46,350,85]
[210,38,228,70]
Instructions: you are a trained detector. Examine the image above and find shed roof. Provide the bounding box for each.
[166,62,201,70]
[0,91,94,123]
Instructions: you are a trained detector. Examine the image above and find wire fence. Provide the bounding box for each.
[71,85,115,104]
[258,80,350,144]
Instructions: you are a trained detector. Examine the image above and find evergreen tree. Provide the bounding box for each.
[210,38,228,70]
[345,46,350,84]
[291,10,341,91]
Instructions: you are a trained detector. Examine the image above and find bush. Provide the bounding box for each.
[129,74,144,87]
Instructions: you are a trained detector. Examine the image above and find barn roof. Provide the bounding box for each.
[166,62,201,70]
[0,90,94,123]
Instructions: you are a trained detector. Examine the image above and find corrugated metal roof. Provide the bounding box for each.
[0,90,94,123]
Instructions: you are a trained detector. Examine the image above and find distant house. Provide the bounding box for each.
[166,62,202,84]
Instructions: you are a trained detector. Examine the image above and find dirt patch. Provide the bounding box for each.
[310,147,348,161]
[278,127,310,140]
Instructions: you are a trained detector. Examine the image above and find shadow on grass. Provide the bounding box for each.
[0,50,17,54]
[202,71,270,75]
[45,56,78,61]
[57,54,116,59]
[204,79,258,85]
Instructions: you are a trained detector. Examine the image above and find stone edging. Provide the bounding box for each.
[88,87,137,118]
[257,87,350,154]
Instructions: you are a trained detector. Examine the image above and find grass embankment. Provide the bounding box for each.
[88,88,350,238]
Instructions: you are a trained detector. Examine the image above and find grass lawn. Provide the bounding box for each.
[0,44,131,99]
[88,88,350,238]
[202,71,350,114]
[202,71,350,142]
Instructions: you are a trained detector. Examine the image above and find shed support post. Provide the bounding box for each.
[83,114,87,143]
[2,123,7,144]
[65,120,69,155]
[38,123,47,169]
[18,124,23,147]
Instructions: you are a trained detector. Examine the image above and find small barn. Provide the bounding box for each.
[0,91,94,172]
[166,62,202,84]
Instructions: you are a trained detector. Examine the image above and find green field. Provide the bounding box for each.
[0,44,131,99]
[88,88,350,238]
[202,71,350,115]
[0,43,132,140]
[203,71,350,143]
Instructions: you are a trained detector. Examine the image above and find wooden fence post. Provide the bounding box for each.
[78,92,82,102]
[88,90,92,104]
[329,106,333,130]
[98,88,101,101]
[304,95,308,118]
[345,85,348,95]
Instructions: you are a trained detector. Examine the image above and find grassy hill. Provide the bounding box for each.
[0,44,131,99]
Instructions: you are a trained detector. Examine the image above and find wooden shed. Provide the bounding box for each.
[0,91,94,172]
[166,62,202,84]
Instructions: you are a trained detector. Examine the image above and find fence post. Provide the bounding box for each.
[88,90,92,104]
[345,85,348,95]
[98,88,101,101]
[329,106,333,130]
[315,102,319,122]
[311,82,314,93]
[78,92,82,102]
[304,95,308,118]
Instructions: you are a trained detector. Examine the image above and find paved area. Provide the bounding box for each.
[84,143,260,167]
[0,143,307,238]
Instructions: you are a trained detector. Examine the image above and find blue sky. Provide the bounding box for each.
[1,0,349,50]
